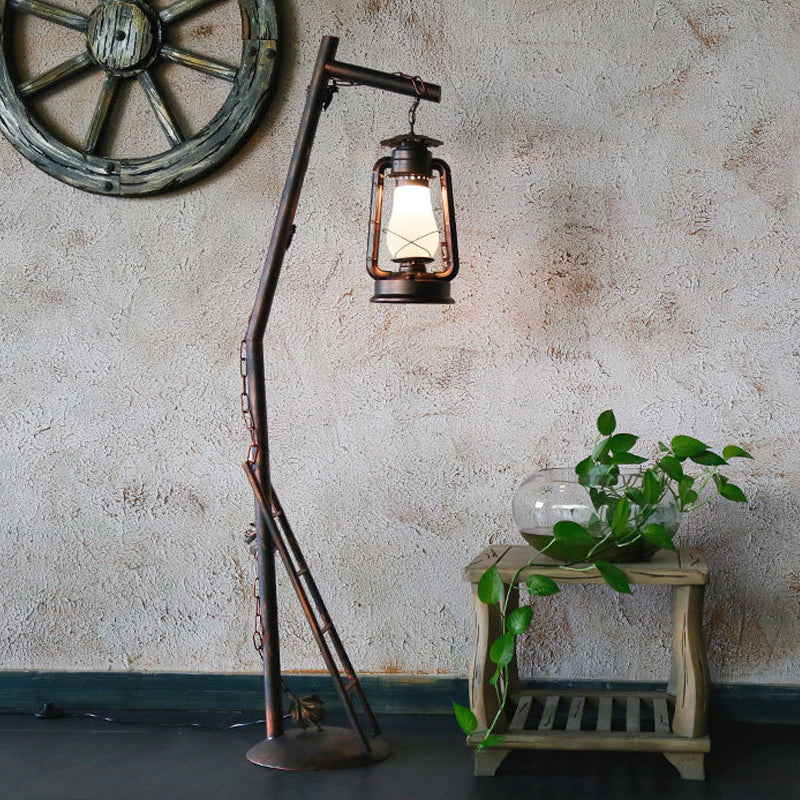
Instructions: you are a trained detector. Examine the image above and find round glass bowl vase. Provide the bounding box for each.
[512,467,678,563]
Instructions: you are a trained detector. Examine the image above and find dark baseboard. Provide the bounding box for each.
[1,671,798,725]
[0,671,462,717]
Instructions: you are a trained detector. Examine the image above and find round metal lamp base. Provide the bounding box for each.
[246,727,391,771]
[371,277,454,304]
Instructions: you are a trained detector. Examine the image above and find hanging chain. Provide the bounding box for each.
[394,73,426,133]
[240,338,264,661]
[239,338,259,468]
[251,569,264,656]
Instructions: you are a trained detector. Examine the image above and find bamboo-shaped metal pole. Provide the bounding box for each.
[243,34,440,761]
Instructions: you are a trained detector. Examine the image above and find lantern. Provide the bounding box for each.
[367,134,459,303]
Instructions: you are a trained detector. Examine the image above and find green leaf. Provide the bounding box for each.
[678,476,698,507]
[575,456,594,477]
[611,496,630,536]
[476,734,506,751]
[527,574,560,597]
[589,488,608,509]
[586,463,615,487]
[452,702,478,735]
[624,487,648,507]
[597,410,616,436]
[477,565,503,605]
[691,450,727,466]
[595,560,632,594]
[671,435,708,459]
[643,469,662,504]
[490,633,516,667]
[608,433,638,454]
[553,520,596,545]
[658,441,669,452]
[489,669,500,686]
[592,437,612,462]
[719,482,747,503]
[506,605,533,634]
[723,445,753,460]
[658,456,684,482]
[612,452,648,465]
[641,523,675,550]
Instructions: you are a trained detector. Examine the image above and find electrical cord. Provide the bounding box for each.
[65,711,271,729]
[0,704,282,730]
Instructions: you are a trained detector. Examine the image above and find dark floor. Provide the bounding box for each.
[1,709,798,800]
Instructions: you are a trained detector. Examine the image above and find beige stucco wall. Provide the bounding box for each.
[1,0,798,684]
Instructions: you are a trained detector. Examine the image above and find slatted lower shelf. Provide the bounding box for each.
[467,691,710,753]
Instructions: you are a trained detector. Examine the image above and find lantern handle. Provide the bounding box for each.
[367,157,393,279]
[431,158,459,281]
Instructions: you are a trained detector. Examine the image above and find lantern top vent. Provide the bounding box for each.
[380,134,442,181]
[379,133,442,149]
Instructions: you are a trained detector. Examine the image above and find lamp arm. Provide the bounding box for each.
[243,35,441,742]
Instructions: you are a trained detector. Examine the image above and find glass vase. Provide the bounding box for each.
[512,467,678,563]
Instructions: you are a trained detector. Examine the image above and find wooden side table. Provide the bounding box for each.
[463,545,710,780]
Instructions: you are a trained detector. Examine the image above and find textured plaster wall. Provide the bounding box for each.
[1,0,799,684]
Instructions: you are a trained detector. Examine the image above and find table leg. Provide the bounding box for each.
[667,649,677,699]
[469,582,519,776]
[663,753,706,781]
[664,584,709,780]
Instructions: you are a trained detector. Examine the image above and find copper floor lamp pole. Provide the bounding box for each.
[242,35,441,770]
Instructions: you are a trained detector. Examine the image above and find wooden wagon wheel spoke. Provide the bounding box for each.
[7,0,87,32]
[138,69,183,146]
[160,44,236,82]
[0,0,279,195]
[84,73,119,154]
[158,0,225,26]
[17,51,93,98]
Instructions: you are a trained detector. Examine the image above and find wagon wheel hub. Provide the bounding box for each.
[86,0,162,77]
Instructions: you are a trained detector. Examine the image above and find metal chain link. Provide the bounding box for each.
[239,338,259,467]
[252,571,264,658]
[393,72,426,133]
[240,338,264,659]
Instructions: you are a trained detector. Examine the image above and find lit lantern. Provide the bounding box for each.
[367,134,459,303]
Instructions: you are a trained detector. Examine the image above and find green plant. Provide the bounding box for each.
[454,409,752,749]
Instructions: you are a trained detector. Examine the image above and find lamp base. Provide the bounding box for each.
[371,276,454,304]
[246,726,391,771]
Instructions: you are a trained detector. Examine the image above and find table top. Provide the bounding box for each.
[464,545,708,586]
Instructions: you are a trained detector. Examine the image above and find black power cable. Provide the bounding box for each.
[0,704,279,730]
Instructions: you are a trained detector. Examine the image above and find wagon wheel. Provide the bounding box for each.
[0,0,278,195]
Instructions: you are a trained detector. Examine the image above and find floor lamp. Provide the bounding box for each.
[241,35,459,770]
